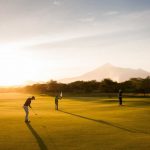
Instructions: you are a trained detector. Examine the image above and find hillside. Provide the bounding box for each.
[59,63,150,83]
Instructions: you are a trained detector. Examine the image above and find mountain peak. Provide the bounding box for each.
[101,63,114,68]
[103,63,113,66]
[59,64,150,83]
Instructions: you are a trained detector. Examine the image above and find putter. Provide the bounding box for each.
[31,108,38,115]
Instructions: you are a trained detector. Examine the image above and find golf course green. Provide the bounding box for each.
[0,93,150,150]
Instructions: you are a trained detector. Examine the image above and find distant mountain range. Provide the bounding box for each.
[59,63,150,83]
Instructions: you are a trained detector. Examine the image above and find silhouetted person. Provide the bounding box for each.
[55,95,61,110]
[23,96,35,123]
[118,90,123,106]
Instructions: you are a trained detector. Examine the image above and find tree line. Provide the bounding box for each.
[22,76,150,96]
[1,77,150,96]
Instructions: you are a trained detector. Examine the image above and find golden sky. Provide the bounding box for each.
[0,0,150,86]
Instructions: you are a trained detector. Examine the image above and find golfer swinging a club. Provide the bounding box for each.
[23,96,35,123]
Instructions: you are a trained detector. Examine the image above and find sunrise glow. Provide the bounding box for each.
[0,0,150,86]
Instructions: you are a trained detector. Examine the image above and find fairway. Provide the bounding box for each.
[0,93,150,150]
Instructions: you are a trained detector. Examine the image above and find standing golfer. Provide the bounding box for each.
[55,94,61,110]
[23,96,35,123]
[118,90,123,106]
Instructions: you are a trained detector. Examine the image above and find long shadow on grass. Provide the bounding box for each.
[59,110,150,135]
[26,123,48,150]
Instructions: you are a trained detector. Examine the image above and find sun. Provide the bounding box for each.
[0,46,67,86]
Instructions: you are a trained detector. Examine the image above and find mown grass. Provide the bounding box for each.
[0,93,150,150]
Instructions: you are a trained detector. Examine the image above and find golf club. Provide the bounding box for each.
[31,108,38,115]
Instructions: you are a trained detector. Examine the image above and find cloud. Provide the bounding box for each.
[103,11,119,16]
[78,17,95,23]
[53,0,61,6]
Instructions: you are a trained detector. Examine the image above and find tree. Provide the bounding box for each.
[100,78,118,93]
[141,76,150,96]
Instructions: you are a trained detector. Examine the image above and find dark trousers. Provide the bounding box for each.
[119,97,122,105]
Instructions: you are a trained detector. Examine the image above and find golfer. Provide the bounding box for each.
[118,90,123,106]
[23,96,35,123]
[55,94,61,110]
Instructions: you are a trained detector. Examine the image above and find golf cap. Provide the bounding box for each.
[32,96,35,100]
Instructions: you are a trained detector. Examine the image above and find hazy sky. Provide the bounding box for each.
[0,0,150,85]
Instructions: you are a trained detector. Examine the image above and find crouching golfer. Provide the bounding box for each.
[23,96,35,123]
